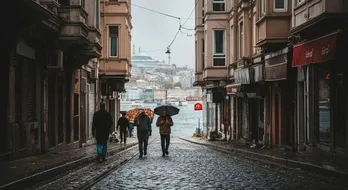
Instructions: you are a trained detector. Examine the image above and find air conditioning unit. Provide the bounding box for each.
[47,50,63,69]
[91,68,98,80]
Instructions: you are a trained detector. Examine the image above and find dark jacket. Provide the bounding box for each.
[117,117,129,131]
[134,113,152,132]
[92,109,113,144]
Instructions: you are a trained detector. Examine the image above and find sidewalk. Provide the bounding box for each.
[0,138,138,189]
[181,137,348,178]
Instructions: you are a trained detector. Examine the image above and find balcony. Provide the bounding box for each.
[203,67,228,81]
[193,73,205,87]
[85,28,102,58]
[99,58,131,82]
[58,5,89,47]
[256,14,291,47]
[291,0,348,35]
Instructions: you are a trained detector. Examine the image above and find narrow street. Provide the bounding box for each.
[87,137,346,190]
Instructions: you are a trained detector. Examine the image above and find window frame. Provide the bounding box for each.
[212,0,226,12]
[239,21,244,58]
[259,0,266,17]
[109,26,119,57]
[273,0,288,12]
[212,29,226,67]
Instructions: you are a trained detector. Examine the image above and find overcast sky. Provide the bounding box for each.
[131,0,195,68]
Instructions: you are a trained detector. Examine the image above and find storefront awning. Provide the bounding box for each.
[292,32,338,67]
[226,84,241,95]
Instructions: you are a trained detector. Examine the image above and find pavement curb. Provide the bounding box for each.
[0,142,138,190]
[180,137,348,179]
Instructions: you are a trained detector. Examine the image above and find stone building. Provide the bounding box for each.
[1,0,101,160]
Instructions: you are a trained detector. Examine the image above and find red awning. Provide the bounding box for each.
[292,32,338,67]
[226,84,241,95]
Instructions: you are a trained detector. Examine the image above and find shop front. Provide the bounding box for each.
[205,82,227,139]
[227,66,264,144]
[293,31,348,154]
[264,47,296,148]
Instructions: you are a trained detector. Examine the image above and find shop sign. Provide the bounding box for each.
[292,32,338,67]
[194,103,203,111]
[226,84,241,95]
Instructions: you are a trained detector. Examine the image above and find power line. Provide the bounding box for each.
[182,0,199,26]
[131,3,181,20]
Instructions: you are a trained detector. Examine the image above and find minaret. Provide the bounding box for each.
[133,44,135,55]
[138,47,141,53]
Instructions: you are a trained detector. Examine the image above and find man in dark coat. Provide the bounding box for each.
[117,112,129,144]
[92,102,113,162]
[134,109,152,158]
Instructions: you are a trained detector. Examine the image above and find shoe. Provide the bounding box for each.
[139,154,143,158]
[166,150,169,155]
[144,152,147,156]
[162,153,165,157]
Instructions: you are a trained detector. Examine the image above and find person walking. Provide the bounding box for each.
[156,110,173,157]
[92,102,113,162]
[117,112,129,144]
[134,109,152,158]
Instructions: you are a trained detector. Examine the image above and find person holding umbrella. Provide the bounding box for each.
[154,105,179,157]
[134,109,152,158]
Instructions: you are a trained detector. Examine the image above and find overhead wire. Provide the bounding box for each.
[131,1,198,50]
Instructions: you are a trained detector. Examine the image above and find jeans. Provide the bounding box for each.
[160,134,170,154]
[137,130,149,155]
[97,143,108,160]
[120,130,127,143]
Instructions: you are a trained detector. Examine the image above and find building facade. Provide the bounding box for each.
[291,0,348,154]
[194,0,348,156]
[99,0,132,130]
[2,0,101,160]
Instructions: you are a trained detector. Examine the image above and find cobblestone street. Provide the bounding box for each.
[89,137,347,190]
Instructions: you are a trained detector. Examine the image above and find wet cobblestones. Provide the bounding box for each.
[90,137,348,190]
[32,145,139,190]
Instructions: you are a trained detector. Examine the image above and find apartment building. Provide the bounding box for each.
[99,0,132,128]
[291,0,348,154]
[1,0,101,160]
[195,0,348,156]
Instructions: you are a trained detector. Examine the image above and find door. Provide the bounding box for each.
[242,98,249,140]
[88,83,95,140]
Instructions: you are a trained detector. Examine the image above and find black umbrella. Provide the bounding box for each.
[154,105,180,116]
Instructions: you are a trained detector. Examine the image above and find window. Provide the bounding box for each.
[239,22,244,58]
[213,30,225,66]
[213,0,225,12]
[231,0,234,9]
[259,0,265,17]
[96,0,100,29]
[109,26,119,57]
[274,0,287,11]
